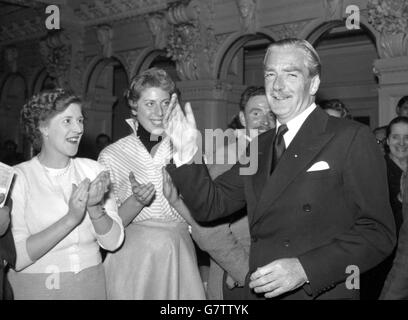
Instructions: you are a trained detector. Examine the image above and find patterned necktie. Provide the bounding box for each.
[271,124,288,173]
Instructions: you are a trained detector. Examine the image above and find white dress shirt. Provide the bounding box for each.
[276,103,317,148]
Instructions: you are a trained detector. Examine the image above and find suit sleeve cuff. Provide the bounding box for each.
[96,220,124,251]
[173,146,198,167]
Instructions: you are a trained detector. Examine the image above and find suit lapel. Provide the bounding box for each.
[250,107,334,228]
[252,130,275,201]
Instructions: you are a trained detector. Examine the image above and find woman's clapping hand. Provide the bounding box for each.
[129,172,155,206]
[87,171,110,208]
[67,179,90,225]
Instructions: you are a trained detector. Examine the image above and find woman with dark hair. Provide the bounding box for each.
[385,116,408,233]
[363,116,408,299]
[396,96,408,117]
[381,115,408,299]
[7,88,124,299]
[99,68,205,299]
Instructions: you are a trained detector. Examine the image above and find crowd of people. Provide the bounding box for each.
[1,38,408,300]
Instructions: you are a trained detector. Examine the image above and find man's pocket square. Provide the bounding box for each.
[306,161,330,172]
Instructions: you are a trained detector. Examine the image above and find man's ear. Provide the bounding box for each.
[239,111,246,128]
[309,75,321,96]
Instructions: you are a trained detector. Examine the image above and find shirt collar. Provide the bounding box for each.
[125,118,168,141]
[276,102,317,133]
[275,103,317,147]
[125,118,139,136]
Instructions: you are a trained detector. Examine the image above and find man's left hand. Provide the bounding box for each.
[249,258,308,298]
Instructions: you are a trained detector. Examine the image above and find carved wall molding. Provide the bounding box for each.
[322,0,344,21]
[177,79,234,101]
[367,0,408,58]
[74,0,170,27]
[0,16,45,45]
[268,21,310,40]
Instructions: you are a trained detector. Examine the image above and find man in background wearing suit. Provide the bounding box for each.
[190,86,275,299]
[164,38,396,299]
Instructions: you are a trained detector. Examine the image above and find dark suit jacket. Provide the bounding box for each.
[167,107,396,300]
[0,201,16,300]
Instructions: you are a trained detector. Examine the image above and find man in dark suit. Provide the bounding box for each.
[164,38,396,299]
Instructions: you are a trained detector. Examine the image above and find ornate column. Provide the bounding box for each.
[368,0,408,125]
[164,0,235,130]
[39,30,72,90]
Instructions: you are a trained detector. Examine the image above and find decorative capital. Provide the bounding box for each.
[165,0,217,81]
[39,31,72,88]
[96,24,113,58]
[145,12,169,50]
[322,0,344,21]
[368,0,408,35]
[234,0,258,34]
[5,46,18,73]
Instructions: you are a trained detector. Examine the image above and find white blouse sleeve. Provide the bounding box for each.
[92,161,124,251]
[10,168,34,271]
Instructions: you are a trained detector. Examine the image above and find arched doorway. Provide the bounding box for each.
[112,63,129,142]
[309,23,379,128]
[218,33,274,126]
[0,73,27,156]
[136,49,179,83]
[32,68,57,94]
[83,57,129,158]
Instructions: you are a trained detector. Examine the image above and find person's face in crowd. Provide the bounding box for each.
[40,103,84,159]
[397,101,408,117]
[325,108,342,118]
[375,128,387,155]
[239,94,275,137]
[264,46,320,124]
[132,86,170,135]
[387,122,408,161]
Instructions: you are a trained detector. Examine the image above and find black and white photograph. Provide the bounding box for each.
[0,0,408,310]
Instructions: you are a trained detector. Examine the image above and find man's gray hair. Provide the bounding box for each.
[264,38,321,78]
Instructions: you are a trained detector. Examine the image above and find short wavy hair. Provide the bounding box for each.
[125,67,176,107]
[386,116,408,138]
[320,99,351,119]
[264,38,321,78]
[239,86,266,112]
[21,88,82,151]
[396,96,408,115]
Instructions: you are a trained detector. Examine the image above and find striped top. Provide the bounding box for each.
[98,119,184,223]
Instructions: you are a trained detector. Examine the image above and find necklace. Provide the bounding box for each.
[37,156,74,204]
